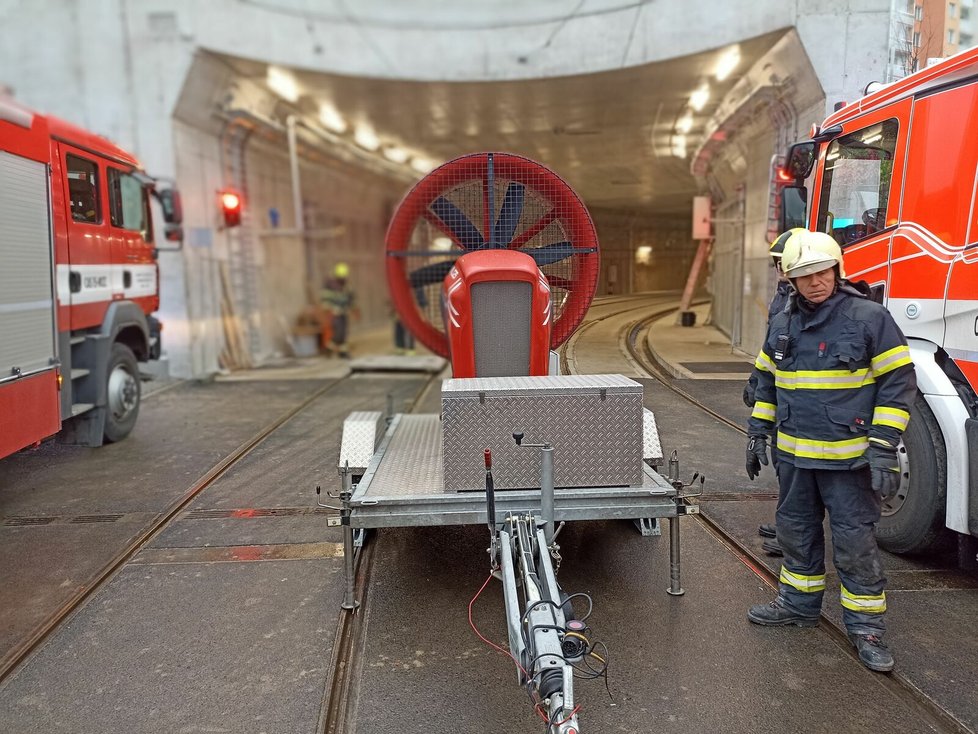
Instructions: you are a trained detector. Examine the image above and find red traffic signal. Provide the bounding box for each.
[220,190,242,228]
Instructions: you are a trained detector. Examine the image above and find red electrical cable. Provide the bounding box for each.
[468,573,532,681]
[469,573,583,730]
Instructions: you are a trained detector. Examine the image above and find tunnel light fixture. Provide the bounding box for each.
[383,145,410,164]
[676,112,694,134]
[411,157,436,174]
[671,135,687,158]
[714,46,741,82]
[354,124,381,151]
[689,84,710,111]
[318,103,347,134]
[432,236,454,251]
[635,245,653,265]
[267,65,300,103]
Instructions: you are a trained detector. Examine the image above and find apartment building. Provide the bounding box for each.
[909,0,976,70]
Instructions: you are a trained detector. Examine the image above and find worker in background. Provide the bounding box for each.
[320,263,357,358]
[744,230,915,674]
[394,317,416,356]
[743,227,805,557]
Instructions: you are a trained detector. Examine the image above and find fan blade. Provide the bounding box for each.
[408,258,458,308]
[409,259,458,289]
[521,242,578,267]
[430,197,484,249]
[492,182,525,246]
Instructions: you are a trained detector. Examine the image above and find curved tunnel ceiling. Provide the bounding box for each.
[238,0,649,31]
[206,28,787,217]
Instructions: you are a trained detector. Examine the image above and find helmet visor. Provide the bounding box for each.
[786,258,837,278]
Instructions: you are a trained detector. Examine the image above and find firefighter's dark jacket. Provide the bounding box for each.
[747,280,917,470]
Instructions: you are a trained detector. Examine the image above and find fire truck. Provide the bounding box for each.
[779,47,978,561]
[0,96,182,461]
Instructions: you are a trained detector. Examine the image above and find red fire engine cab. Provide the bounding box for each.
[779,47,978,561]
[0,96,181,461]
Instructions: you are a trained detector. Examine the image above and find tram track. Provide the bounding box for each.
[0,370,436,693]
[315,367,442,734]
[618,304,973,734]
[0,378,352,685]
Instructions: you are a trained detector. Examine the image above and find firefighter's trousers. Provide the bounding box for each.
[775,457,887,636]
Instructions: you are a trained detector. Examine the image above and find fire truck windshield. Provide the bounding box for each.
[815,119,899,248]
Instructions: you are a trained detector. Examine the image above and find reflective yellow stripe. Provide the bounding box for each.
[840,585,886,614]
[755,349,776,374]
[752,401,776,421]
[871,345,912,376]
[780,567,826,593]
[777,431,869,460]
[868,436,895,448]
[872,406,910,431]
[774,367,875,390]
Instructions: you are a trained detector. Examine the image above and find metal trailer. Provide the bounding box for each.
[324,373,702,733]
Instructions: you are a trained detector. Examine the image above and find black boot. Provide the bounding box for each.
[758,523,777,538]
[849,633,894,673]
[762,537,784,556]
[747,599,819,627]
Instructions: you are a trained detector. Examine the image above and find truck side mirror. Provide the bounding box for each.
[784,141,816,180]
[159,188,183,225]
[780,185,808,232]
[164,224,184,244]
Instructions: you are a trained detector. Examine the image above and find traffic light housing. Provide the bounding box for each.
[220,190,242,228]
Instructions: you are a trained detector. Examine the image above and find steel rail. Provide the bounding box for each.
[0,376,350,684]
[622,310,973,734]
[315,368,441,734]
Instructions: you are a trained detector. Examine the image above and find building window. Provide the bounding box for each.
[915,4,923,20]
[949,28,956,43]
[914,31,921,46]
[66,154,101,224]
[949,2,956,16]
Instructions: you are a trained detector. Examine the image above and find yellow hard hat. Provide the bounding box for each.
[334,262,350,279]
[769,228,806,259]
[781,230,846,279]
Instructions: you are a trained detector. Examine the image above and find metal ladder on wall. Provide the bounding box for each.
[225,125,264,365]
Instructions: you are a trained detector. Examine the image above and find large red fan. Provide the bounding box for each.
[385,152,601,358]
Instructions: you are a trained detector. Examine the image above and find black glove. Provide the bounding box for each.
[867,441,901,500]
[742,376,757,407]
[746,434,769,481]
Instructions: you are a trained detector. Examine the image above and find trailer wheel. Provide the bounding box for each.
[876,394,949,554]
[104,342,141,443]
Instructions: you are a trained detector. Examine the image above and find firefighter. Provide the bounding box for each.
[743,228,805,407]
[744,227,806,557]
[320,263,357,358]
[744,230,915,673]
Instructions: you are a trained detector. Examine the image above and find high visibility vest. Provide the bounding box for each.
[320,278,354,314]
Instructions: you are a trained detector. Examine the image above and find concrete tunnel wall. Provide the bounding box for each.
[0,0,903,376]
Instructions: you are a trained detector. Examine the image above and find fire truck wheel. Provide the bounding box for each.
[876,394,949,555]
[104,342,141,443]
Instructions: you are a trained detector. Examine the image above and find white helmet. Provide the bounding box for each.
[781,230,846,279]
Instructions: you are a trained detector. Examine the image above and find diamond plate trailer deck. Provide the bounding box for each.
[347,413,680,529]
